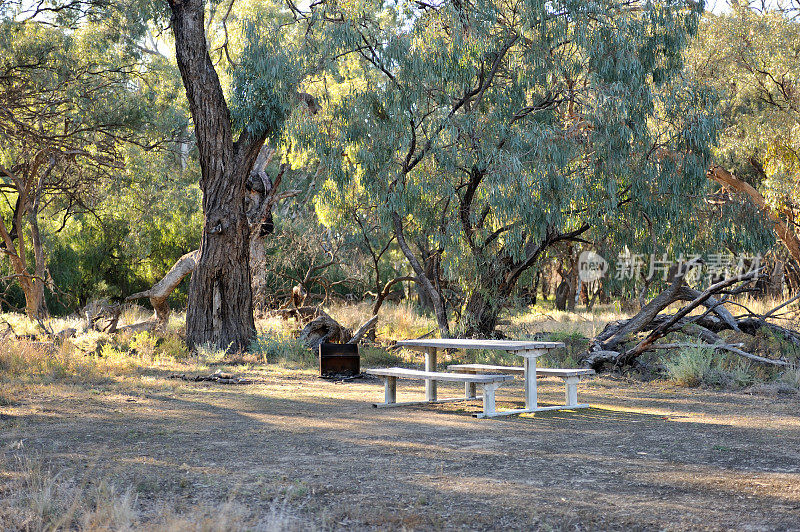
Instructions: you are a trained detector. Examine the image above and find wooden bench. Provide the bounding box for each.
[365,368,514,418]
[447,364,595,409]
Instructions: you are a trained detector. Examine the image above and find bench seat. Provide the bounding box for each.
[447,364,594,408]
[365,368,513,417]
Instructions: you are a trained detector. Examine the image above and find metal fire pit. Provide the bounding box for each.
[319,343,360,377]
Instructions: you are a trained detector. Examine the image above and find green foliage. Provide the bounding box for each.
[779,365,800,390]
[294,0,725,330]
[250,331,313,367]
[685,5,800,248]
[229,17,305,138]
[0,12,200,314]
[130,332,159,358]
[539,331,589,368]
[664,346,756,388]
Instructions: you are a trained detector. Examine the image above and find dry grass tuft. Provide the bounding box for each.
[0,457,138,531]
[0,456,314,531]
[506,303,631,340]
[325,301,435,341]
[0,340,135,384]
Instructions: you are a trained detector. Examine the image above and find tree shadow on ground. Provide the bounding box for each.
[3,375,800,530]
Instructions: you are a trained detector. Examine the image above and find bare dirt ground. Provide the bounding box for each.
[2,368,800,531]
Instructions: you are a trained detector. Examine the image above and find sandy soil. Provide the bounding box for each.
[2,370,800,531]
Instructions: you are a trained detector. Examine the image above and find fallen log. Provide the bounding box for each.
[115,320,159,335]
[348,315,378,345]
[618,269,761,365]
[168,371,254,384]
[580,268,798,371]
[679,324,789,367]
[126,250,199,324]
[593,259,702,353]
[298,310,352,351]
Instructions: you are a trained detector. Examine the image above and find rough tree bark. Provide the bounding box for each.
[27,201,48,318]
[168,0,267,351]
[125,146,300,327]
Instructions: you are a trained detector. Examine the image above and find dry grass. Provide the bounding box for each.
[2,299,800,530]
[3,363,800,530]
[0,340,136,384]
[0,456,310,531]
[506,303,631,340]
[325,301,435,340]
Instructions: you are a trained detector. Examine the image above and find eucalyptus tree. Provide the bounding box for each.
[0,15,181,317]
[686,3,800,279]
[302,0,718,336]
[164,0,329,350]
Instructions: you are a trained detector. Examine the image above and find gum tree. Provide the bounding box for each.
[165,0,318,350]
[0,14,176,317]
[687,3,800,286]
[5,0,315,347]
[303,0,718,336]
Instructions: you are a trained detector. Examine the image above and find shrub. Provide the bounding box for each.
[156,333,192,361]
[538,330,588,368]
[130,331,158,358]
[0,340,134,383]
[360,346,403,367]
[664,347,714,387]
[250,332,313,368]
[779,365,800,389]
[195,342,227,364]
[665,347,757,389]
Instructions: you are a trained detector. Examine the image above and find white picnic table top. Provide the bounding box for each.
[394,338,564,351]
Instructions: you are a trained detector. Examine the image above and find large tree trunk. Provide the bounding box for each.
[461,287,506,338]
[169,0,263,351]
[459,226,591,337]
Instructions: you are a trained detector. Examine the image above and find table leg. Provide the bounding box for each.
[524,354,537,410]
[465,370,477,399]
[385,376,397,404]
[425,347,437,401]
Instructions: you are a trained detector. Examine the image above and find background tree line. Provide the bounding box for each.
[0,0,797,345]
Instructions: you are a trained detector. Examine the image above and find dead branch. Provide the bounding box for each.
[619,269,762,365]
[581,267,797,371]
[126,250,199,323]
[348,315,378,345]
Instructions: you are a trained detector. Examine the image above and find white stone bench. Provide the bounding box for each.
[365,367,514,417]
[447,364,595,409]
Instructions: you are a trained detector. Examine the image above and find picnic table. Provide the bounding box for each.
[392,338,566,417]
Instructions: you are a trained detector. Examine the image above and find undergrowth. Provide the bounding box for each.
[250,331,314,368]
[664,347,758,388]
[0,340,135,384]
